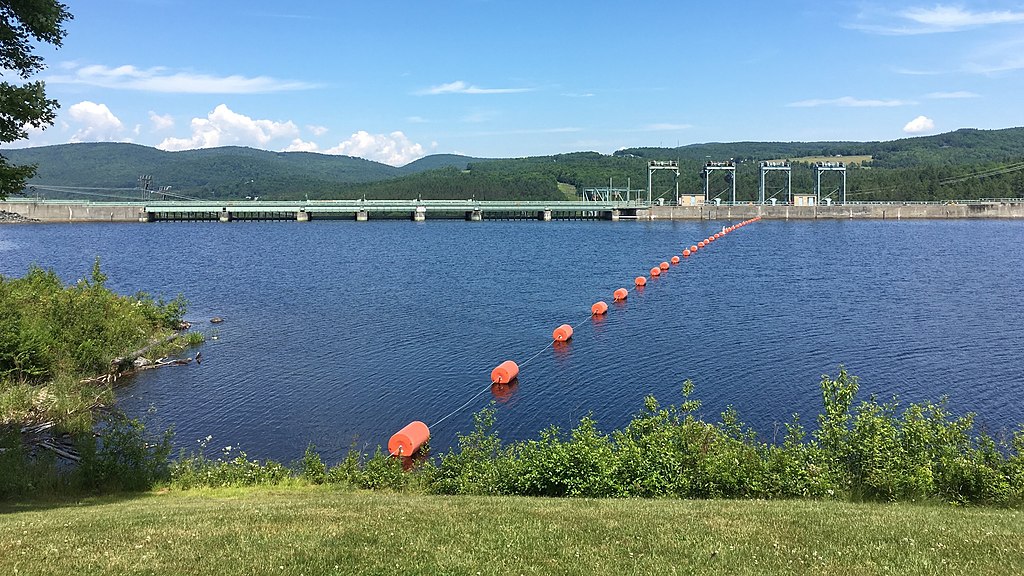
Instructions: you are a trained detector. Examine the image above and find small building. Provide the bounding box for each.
[793,194,816,207]
[679,193,705,206]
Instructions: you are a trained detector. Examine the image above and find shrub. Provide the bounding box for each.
[297,443,326,485]
[73,413,174,493]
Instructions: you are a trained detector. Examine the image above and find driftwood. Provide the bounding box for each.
[21,421,55,434]
[112,333,184,368]
[37,439,81,462]
[135,357,193,371]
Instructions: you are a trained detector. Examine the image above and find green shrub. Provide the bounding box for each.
[73,413,174,493]
[0,429,61,498]
[297,443,327,485]
[428,406,509,495]
[359,448,407,491]
[170,445,291,489]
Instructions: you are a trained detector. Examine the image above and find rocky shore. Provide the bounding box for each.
[0,209,39,223]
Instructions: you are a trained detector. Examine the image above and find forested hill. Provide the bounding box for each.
[2,127,1023,202]
[0,143,481,200]
[617,127,1024,169]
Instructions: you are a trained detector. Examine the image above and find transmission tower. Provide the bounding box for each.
[138,175,153,201]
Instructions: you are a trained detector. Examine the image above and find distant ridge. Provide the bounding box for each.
[0,143,483,200]
[2,127,1022,201]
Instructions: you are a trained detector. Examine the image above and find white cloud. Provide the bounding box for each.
[306,124,328,136]
[324,131,428,166]
[902,5,1024,29]
[787,96,913,108]
[148,111,174,131]
[156,104,299,151]
[67,101,125,142]
[903,115,936,134]
[283,138,319,152]
[925,91,980,99]
[406,116,429,124]
[643,123,693,131]
[47,63,317,94]
[417,80,532,95]
[852,5,1024,35]
[894,67,944,76]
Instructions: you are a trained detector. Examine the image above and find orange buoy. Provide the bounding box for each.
[491,360,520,384]
[671,256,680,264]
[388,421,430,457]
[613,287,628,301]
[552,324,574,342]
[683,249,691,258]
[635,276,647,286]
[650,267,660,277]
[690,245,698,253]
[659,261,669,270]
[714,233,722,239]
[591,301,608,315]
[698,241,706,248]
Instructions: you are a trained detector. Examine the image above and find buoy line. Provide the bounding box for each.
[387,217,762,457]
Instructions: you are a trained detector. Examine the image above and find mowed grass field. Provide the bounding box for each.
[2,487,1022,575]
[774,155,874,165]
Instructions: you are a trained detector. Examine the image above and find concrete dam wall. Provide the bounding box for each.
[4,199,1024,223]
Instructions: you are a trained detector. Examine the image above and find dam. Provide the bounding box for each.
[3,198,1024,223]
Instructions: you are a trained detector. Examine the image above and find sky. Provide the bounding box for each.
[5,0,1024,165]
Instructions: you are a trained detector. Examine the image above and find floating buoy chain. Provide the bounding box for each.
[390,218,765,456]
[430,382,494,429]
[518,340,555,370]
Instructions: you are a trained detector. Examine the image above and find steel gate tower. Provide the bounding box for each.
[759,161,792,204]
[814,161,847,205]
[647,160,679,205]
[703,161,736,204]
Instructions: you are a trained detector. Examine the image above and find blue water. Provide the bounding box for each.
[2,219,1022,461]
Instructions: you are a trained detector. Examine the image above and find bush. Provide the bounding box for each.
[170,444,291,489]
[419,369,1024,505]
[297,443,327,485]
[73,413,174,493]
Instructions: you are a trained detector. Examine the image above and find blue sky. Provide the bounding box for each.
[7,0,1024,165]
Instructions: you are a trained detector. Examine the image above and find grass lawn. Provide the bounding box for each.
[773,155,874,166]
[1,487,1022,575]
[557,182,577,200]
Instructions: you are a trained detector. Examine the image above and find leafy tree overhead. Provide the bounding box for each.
[0,0,72,200]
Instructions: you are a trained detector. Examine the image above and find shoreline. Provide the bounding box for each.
[4,198,1024,222]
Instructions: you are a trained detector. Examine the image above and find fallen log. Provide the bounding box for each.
[112,332,183,368]
[38,439,81,462]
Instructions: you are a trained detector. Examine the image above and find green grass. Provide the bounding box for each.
[557,182,577,200]
[2,487,1021,575]
[775,155,874,165]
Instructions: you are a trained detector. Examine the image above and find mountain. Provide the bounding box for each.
[398,154,483,174]
[0,143,476,200]
[2,127,1022,202]
[617,127,1024,168]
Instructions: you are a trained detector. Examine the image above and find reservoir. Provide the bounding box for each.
[2,219,1022,462]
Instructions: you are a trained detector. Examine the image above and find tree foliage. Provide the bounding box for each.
[0,0,72,199]
[4,127,1023,202]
